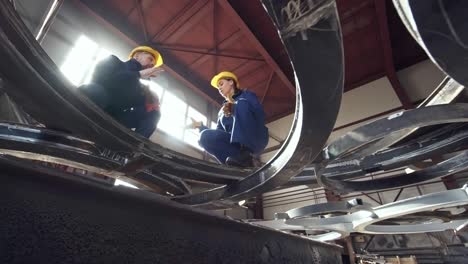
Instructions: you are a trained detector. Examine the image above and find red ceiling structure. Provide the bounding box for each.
[75,0,426,122]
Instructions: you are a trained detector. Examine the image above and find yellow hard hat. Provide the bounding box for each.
[210,71,239,88]
[128,46,164,67]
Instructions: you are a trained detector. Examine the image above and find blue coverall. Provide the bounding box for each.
[198,90,269,164]
[80,56,159,138]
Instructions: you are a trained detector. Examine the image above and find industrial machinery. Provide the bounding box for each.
[1,0,467,262]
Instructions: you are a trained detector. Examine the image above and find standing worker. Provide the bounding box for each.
[80,46,163,138]
[189,71,269,167]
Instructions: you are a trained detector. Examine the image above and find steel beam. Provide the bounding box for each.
[154,0,212,43]
[135,0,148,41]
[157,45,263,61]
[216,0,296,94]
[189,30,247,68]
[35,0,64,44]
[374,0,412,109]
[261,71,275,104]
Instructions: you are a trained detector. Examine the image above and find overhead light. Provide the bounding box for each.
[238,200,246,206]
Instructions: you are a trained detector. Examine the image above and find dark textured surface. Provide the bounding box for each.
[0,157,342,264]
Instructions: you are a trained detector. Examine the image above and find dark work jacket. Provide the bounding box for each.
[89,55,145,110]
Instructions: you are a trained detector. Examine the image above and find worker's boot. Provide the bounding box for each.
[226,146,254,168]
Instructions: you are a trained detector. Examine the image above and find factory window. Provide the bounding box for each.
[61,35,209,152]
[184,106,207,149]
[158,91,187,139]
[60,35,109,86]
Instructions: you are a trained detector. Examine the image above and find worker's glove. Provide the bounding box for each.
[222,102,234,117]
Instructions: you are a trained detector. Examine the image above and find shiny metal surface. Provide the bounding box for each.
[253,186,468,241]
[393,0,468,87]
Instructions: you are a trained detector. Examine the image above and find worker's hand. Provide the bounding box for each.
[140,67,164,79]
[222,102,234,117]
[186,117,203,129]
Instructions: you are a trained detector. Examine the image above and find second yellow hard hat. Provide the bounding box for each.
[210,71,239,88]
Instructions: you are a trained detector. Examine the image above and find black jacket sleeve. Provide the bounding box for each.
[91,55,124,84]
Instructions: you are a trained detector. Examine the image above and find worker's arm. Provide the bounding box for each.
[139,67,164,79]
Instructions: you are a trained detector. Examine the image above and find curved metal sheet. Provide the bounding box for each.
[323,125,468,181]
[325,104,468,160]
[320,150,468,193]
[254,187,468,240]
[0,0,343,205]
[320,104,468,192]
[393,0,468,87]
[172,0,343,205]
[0,122,192,195]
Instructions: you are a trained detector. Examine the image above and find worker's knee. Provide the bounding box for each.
[199,129,215,149]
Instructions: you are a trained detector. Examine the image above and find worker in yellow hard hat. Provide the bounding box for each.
[80,46,164,138]
[189,71,269,167]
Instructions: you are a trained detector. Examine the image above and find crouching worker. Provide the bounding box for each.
[189,71,269,167]
[80,46,163,138]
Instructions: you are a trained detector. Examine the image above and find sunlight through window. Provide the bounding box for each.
[83,48,111,84]
[60,35,212,152]
[60,35,109,86]
[159,91,187,139]
[184,107,207,149]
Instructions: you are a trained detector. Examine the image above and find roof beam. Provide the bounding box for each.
[152,0,211,43]
[216,0,295,95]
[148,1,192,41]
[156,45,263,61]
[261,71,275,104]
[189,30,245,68]
[238,63,269,82]
[74,0,220,107]
[374,0,412,109]
[213,0,218,74]
[125,0,153,19]
[230,59,259,73]
[135,0,148,41]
